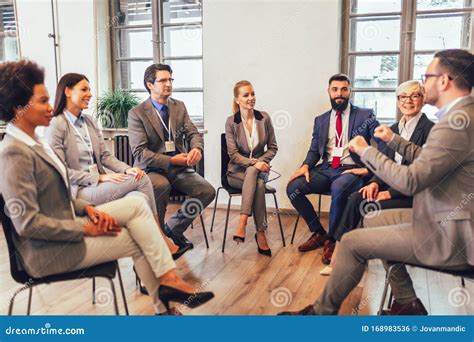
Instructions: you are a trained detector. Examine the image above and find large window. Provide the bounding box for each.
[111,0,204,126]
[342,0,474,122]
[0,0,18,62]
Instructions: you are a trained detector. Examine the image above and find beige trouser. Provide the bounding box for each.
[72,195,175,309]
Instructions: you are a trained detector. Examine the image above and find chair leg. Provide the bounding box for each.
[272,193,286,247]
[200,214,209,248]
[318,193,322,217]
[116,263,129,315]
[461,277,466,287]
[210,187,222,233]
[387,291,393,309]
[221,196,232,253]
[107,278,119,315]
[92,277,96,304]
[8,285,29,315]
[291,215,300,244]
[378,264,396,315]
[191,221,194,229]
[26,287,33,315]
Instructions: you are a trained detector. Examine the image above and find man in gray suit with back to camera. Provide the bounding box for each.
[279,49,474,316]
[128,63,215,256]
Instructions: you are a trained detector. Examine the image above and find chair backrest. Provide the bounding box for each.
[0,195,31,283]
[114,135,134,166]
[220,133,231,189]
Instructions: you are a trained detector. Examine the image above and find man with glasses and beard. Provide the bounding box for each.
[287,74,380,254]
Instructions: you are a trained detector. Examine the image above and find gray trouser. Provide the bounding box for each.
[227,166,267,231]
[147,168,216,237]
[72,196,175,310]
[313,209,470,314]
[76,174,158,216]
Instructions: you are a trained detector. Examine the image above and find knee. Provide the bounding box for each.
[256,179,265,189]
[286,180,301,199]
[245,166,259,177]
[197,183,216,203]
[348,190,362,204]
[120,195,150,214]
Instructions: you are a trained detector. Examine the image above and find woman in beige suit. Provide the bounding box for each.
[225,80,278,256]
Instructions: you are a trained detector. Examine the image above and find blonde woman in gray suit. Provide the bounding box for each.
[0,60,214,314]
[225,80,278,256]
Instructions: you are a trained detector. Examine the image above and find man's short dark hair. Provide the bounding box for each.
[328,73,351,86]
[434,49,474,91]
[0,60,45,122]
[143,63,173,93]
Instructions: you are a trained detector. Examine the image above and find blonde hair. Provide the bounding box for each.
[232,80,252,113]
[396,80,423,96]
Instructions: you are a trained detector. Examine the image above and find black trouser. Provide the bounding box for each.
[332,190,412,241]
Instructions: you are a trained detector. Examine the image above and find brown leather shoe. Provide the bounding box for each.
[381,298,428,315]
[322,241,335,265]
[278,305,317,315]
[298,233,328,252]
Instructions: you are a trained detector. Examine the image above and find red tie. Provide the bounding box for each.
[332,111,343,169]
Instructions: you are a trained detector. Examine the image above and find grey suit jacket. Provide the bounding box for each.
[128,97,204,173]
[361,95,474,267]
[45,112,130,195]
[225,110,278,176]
[0,134,89,278]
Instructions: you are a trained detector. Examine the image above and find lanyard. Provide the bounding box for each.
[67,115,95,165]
[154,107,173,142]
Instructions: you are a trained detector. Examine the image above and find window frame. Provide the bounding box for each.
[110,0,204,127]
[341,0,474,122]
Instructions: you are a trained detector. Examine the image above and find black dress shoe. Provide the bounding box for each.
[381,298,428,315]
[172,245,192,260]
[278,305,317,315]
[165,226,194,250]
[158,285,214,313]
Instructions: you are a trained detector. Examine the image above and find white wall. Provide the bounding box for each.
[15,0,111,107]
[203,0,341,210]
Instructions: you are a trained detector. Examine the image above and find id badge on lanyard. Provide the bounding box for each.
[155,107,176,153]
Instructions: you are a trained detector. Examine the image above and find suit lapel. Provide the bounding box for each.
[348,104,357,139]
[319,111,331,155]
[83,117,105,173]
[30,145,70,191]
[168,98,177,140]
[255,115,265,149]
[409,114,426,146]
[145,98,165,142]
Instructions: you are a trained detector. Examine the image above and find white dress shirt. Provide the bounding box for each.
[394,112,422,164]
[326,103,355,165]
[242,114,259,159]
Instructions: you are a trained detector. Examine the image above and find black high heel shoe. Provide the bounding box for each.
[158,285,215,313]
[133,266,149,295]
[233,235,245,243]
[255,233,272,257]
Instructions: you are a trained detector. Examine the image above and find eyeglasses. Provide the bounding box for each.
[155,78,174,84]
[421,73,453,83]
[397,93,422,102]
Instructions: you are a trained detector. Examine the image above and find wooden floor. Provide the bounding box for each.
[1,203,473,315]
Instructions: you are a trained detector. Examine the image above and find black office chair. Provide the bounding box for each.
[210,133,286,253]
[290,191,331,244]
[169,188,209,249]
[378,262,474,315]
[0,195,129,315]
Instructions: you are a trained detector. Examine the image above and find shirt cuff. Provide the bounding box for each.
[388,134,396,144]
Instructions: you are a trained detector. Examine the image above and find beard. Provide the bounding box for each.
[330,96,350,111]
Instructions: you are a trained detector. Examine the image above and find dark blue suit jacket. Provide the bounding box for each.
[303,104,379,168]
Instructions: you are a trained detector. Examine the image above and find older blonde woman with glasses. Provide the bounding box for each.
[320,80,435,275]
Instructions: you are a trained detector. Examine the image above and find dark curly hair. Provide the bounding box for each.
[0,60,45,122]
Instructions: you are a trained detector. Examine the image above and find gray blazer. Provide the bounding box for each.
[45,112,130,193]
[0,134,89,278]
[361,95,474,267]
[225,110,278,176]
[128,97,204,174]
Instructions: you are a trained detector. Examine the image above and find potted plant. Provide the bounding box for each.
[96,89,139,129]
